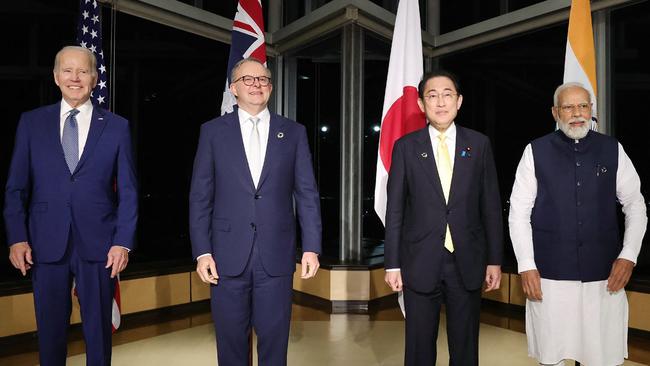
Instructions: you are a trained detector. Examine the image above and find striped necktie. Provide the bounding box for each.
[248,117,262,187]
[62,109,80,174]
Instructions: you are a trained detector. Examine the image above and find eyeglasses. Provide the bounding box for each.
[558,103,591,113]
[234,75,272,87]
[423,92,457,103]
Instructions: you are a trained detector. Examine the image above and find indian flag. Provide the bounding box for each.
[563,0,598,130]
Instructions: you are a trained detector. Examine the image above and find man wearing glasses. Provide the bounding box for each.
[509,82,646,366]
[189,57,322,366]
[384,70,503,365]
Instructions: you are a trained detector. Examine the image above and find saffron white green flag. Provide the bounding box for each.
[563,0,598,130]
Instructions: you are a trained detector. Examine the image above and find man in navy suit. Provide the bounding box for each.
[384,71,503,365]
[4,46,137,365]
[189,57,321,366]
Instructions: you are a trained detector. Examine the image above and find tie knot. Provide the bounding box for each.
[69,109,80,118]
[250,117,260,126]
[438,133,446,142]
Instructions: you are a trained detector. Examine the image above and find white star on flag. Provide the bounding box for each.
[89,44,97,53]
[82,10,89,19]
[91,30,97,38]
[98,80,106,89]
[82,25,88,34]
[92,15,99,24]
[99,64,106,73]
[80,41,87,48]
[97,95,105,104]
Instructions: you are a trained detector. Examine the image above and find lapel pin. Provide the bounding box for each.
[277,132,284,139]
[460,147,471,158]
[421,152,428,158]
[98,117,104,120]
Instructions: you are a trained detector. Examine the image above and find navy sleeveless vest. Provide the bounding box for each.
[531,130,620,281]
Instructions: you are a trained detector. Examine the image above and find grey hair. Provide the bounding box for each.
[230,57,271,83]
[553,82,591,106]
[53,46,98,77]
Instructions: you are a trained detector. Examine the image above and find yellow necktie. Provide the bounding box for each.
[437,133,454,252]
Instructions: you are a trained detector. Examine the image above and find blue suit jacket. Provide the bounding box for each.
[384,125,503,292]
[189,109,322,277]
[4,102,138,262]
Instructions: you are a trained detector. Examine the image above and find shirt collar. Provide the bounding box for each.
[60,98,93,118]
[429,122,456,140]
[238,107,270,126]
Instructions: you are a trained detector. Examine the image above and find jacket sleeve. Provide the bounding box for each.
[113,119,139,250]
[384,139,407,269]
[3,114,31,246]
[293,125,322,254]
[189,123,216,259]
[480,137,503,265]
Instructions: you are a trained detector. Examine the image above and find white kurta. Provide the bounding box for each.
[509,141,647,366]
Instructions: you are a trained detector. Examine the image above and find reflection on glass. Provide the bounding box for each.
[290,34,341,258]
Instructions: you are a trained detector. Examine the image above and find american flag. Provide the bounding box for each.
[76,0,109,108]
[220,0,267,115]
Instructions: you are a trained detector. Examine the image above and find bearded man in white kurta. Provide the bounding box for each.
[509,82,647,366]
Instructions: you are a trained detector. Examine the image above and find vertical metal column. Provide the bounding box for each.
[426,0,440,72]
[339,23,364,262]
[593,9,611,135]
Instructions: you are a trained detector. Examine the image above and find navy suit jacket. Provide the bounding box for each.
[4,103,138,262]
[189,109,322,277]
[384,125,503,292]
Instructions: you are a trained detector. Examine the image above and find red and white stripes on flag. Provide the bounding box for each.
[374,0,425,225]
[220,0,267,115]
[72,275,122,332]
[563,0,599,130]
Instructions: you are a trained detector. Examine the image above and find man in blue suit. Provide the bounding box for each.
[4,46,137,365]
[189,57,322,366]
[384,71,503,365]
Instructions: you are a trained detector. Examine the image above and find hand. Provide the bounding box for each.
[196,255,219,285]
[484,265,501,292]
[385,270,403,292]
[607,258,635,292]
[520,269,542,301]
[9,242,33,276]
[105,246,129,278]
[301,252,320,279]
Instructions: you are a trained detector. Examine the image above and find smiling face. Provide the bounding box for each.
[53,48,97,108]
[552,86,592,140]
[417,76,463,132]
[229,60,272,115]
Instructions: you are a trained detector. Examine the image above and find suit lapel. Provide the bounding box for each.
[257,115,284,189]
[224,112,257,192]
[47,104,70,174]
[414,128,446,202]
[448,126,469,204]
[75,106,107,174]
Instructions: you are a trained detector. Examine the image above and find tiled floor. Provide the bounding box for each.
[2,303,648,365]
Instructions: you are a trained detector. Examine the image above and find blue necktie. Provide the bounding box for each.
[62,109,80,174]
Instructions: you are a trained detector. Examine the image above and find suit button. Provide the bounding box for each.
[70,177,76,182]
[446,209,451,215]
[576,181,581,187]
[578,221,583,226]
[250,223,256,230]
[66,202,71,207]
[577,201,582,206]
[576,162,581,167]
[254,194,261,200]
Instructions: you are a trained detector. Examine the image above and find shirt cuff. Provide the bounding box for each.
[117,246,130,252]
[196,253,212,261]
[517,259,537,274]
[385,268,401,272]
[617,248,638,265]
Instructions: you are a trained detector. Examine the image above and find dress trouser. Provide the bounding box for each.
[32,227,115,366]
[403,250,482,366]
[210,243,294,366]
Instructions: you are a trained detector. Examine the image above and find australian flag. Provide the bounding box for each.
[220,0,267,115]
[76,0,109,108]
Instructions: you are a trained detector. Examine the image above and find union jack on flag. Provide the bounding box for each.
[76,0,109,108]
[220,0,267,115]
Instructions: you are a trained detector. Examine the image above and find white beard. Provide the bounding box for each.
[558,117,590,140]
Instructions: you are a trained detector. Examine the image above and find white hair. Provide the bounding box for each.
[53,46,97,77]
[553,82,591,106]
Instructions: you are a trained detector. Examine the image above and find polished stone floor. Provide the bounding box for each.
[1,302,648,365]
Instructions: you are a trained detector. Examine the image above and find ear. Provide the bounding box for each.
[417,98,425,113]
[456,94,463,110]
[229,82,238,98]
[53,71,60,86]
[551,106,559,121]
[91,74,98,89]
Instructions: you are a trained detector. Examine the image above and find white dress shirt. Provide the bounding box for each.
[60,98,93,157]
[508,141,647,273]
[238,107,270,187]
[386,123,457,272]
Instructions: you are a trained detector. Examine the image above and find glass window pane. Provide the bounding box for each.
[441,0,500,33]
[611,1,650,278]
